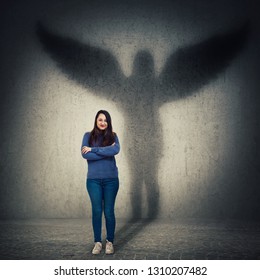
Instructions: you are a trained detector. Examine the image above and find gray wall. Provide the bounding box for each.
[0,0,259,220]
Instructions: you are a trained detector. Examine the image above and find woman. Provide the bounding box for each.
[81,110,120,255]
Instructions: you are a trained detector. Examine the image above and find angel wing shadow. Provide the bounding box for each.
[159,22,250,100]
[36,21,250,247]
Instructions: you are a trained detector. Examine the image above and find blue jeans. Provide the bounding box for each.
[87,178,119,243]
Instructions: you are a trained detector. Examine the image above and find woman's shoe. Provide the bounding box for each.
[92,242,102,254]
[105,240,114,254]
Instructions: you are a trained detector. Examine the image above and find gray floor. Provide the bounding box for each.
[0,218,259,260]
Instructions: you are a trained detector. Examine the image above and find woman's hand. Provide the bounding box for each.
[81,146,92,154]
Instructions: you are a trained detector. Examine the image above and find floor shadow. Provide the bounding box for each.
[115,217,156,249]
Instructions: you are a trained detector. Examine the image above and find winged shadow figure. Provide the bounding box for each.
[36,21,249,220]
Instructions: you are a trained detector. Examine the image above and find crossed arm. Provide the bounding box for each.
[81,133,120,160]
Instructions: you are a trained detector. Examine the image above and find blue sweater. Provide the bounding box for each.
[81,132,120,179]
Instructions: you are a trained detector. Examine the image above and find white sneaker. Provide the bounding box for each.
[92,242,102,255]
[105,240,114,255]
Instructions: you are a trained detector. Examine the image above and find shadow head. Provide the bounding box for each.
[132,50,155,79]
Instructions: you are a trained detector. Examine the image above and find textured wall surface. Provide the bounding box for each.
[0,0,259,220]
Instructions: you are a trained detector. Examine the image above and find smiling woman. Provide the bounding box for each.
[81,110,120,254]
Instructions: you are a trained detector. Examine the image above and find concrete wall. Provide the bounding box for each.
[0,0,259,220]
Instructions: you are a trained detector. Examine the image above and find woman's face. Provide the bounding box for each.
[96,113,108,131]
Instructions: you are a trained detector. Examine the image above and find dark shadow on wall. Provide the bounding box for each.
[36,21,250,233]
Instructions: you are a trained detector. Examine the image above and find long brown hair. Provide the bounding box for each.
[89,110,116,147]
